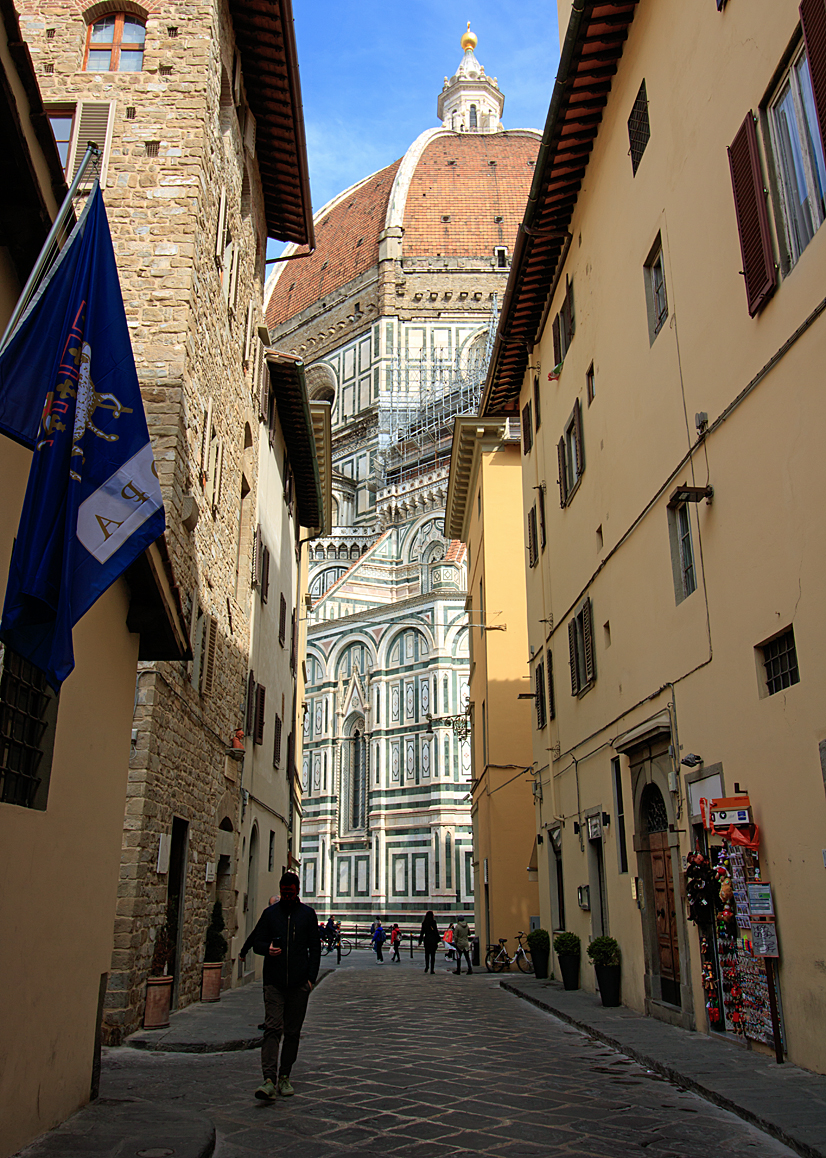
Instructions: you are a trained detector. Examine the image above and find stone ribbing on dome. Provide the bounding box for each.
[266,159,401,329]
[402,130,540,257]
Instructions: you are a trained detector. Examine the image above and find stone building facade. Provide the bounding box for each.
[19,0,313,1039]
[264,28,540,927]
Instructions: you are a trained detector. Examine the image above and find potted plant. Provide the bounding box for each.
[144,899,177,1029]
[526,928,551,979]
[553,931,581,990]
[201,900,228,1002]
[587,935,621,1006]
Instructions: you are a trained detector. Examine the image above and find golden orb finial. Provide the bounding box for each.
[461,22,477,51]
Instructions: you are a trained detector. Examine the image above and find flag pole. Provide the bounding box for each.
[0,143,100,356]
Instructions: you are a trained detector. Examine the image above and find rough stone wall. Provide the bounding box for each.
[19,0,268,1041]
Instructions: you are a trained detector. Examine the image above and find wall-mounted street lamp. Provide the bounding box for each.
[425,711,471,741]
[668,484,713,507]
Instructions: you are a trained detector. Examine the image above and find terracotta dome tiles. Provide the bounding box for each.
[266,159,401,328]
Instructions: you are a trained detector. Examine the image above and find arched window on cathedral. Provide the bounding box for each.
[469,104,477,130]
[347,727,366,830]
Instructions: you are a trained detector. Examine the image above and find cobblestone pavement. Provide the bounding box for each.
[101,954,796,1157]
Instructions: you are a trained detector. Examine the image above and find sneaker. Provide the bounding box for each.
[467,968,473,974]
[255,1078,277,1101]
[278,1074,295,1097]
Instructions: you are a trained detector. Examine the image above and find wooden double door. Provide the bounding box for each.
[648,828,681,1007]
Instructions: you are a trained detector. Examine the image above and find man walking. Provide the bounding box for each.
[371,918,386,963]
[242,871,320,1099]
[452,915,473,974]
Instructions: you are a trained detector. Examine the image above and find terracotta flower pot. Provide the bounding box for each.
[201,961,223,1002]
[144,976,173,1028]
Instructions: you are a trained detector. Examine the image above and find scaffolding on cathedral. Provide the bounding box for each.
[373,297,499,489]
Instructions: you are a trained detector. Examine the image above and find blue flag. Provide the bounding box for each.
[0,184,165,690]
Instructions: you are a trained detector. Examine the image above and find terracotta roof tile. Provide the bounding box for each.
[445,540,466,563]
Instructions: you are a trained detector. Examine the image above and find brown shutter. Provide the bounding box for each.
[727,113,776,316]
[290,609,297,672]
[801,0,826,155]
[215,186,227,262]
[521,401,532,454]
[573,397,585,477]
[533,375,541,430]
[246,671,256,734]
[528,506,537,566]
[582,597,595,684]
[535,662,546,729]
[568,618,579,695]
[261,546,270,603]
[538,487,546,548]
[567,278,575,337]
[557,437,568,507]
[279,594,287,644]
[253,524,262,588]
[547,649,556,721]
[552,314,561,365]
[201,616,218,695]
[273,714,282,766]
[258,345,269,422]
[254,684,266,745]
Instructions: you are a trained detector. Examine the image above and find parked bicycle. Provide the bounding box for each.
[485,931,533,973]
[321,936,352,957]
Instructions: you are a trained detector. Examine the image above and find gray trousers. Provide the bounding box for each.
[262,984,310,1079]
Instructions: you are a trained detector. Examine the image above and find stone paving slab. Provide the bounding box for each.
[502,975,826,1158]
[12,1097,214,1158]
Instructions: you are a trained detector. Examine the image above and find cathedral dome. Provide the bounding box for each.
[265,33,539,335]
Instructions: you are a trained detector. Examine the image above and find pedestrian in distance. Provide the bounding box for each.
[390,923,402,962]
[324,915,336,950]
[334,920,342,964]
[241,872,320,1101]
[452,914,473,974]
[444,921,455,960]
[418,910,440,974]
[371,918,387,962]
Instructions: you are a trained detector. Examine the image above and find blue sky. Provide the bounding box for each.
[269,2,560,255]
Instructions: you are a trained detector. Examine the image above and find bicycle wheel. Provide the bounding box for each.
[516,948,534,974]
[484,949,497,973]
[320,943,331,956]
[339,937,352,956]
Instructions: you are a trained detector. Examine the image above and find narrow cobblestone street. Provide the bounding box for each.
[97,955,796,1157]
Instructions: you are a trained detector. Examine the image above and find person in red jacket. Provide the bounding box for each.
[390,923,402,962]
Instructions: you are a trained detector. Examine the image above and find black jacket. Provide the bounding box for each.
[250,900,321,989]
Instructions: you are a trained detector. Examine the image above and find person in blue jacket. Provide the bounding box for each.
[244,871,320,1100]
[371,918,387,963]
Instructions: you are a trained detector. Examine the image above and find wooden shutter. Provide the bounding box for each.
[254,684,266,745]
[213,439,224,511]
[233,49,243,104]
[290,609,297,672]
[261,546,270,603]
[259,345,270,422]
[190,603,204,689]
[70,101,115,188]
[538,487,546,548]
[229,243,241,310]
[527,506,537,567]
[200,398,212,484]
[557,437,568,507]
[535,662,546,729]
[582,597,595,684]
[727,113,776,316]
[215,186,227,262]
[279,594,287,644]
[801,0,826,156]
[245,670,256,735]
[206,436,217,507]
[568,618,579,695]
[566,278,575,338]
[252,524,262,587]
[552,314,561,366]
[547,649,556,721]
[244,107,257,155]
[201,615,218,695]
[533,375,541,430]
[573,397,585,478]
[273,714,282,766]
[244,301,255,365]
[521,401,532,453]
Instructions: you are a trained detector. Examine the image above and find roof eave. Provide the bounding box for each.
[265,351,323,528]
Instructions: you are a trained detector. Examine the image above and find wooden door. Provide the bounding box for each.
[649,831,681,1006]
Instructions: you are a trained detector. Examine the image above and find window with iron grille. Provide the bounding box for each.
[535,661,547,729]
[0,648,59,810]
[568,596,595,695]
[760,629,800,696]
[521,400,533,454]
[628,80,651,175]
[527,505,538,567]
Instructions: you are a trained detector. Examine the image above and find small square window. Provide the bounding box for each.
[759,629,800,696]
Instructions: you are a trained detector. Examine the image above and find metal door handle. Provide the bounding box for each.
[657,907,666,919]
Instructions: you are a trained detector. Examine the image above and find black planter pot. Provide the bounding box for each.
[531,945,550,980]
[558,953,580,990]
[594,963,621,1007]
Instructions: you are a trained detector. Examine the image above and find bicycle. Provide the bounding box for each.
[321,937,352,957]
[484,931,533,973]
